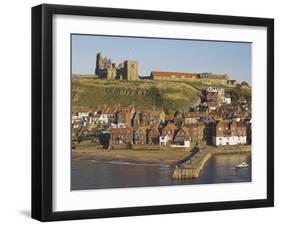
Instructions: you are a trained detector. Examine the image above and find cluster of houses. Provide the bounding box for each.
[72,87,251,149]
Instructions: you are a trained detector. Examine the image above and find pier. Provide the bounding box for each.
[172,145,251,179]
[173,147,212,179]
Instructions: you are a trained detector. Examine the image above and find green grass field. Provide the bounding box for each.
[72,77,199,113]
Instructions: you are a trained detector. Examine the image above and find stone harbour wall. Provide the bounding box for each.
[173,149,212,179]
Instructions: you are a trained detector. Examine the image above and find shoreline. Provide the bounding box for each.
[73,158,172,168]
[72,145,251,166]
[72,148,193,165]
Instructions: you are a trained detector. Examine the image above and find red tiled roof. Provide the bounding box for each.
[148,126,160,136]
[209,112,222,117]
[136,126,150,133]
[236,121,247,127]
[73,107,92,113]
[163,123,177,131]
[165,114,174,120]
[102,107,118,114]
[184,112,206,118]
[112,127,133,134]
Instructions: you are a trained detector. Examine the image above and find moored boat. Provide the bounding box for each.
[235,161,249,168]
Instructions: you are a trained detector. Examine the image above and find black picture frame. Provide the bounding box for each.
[32,4,274,222]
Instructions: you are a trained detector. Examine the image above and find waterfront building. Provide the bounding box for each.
[111,127,133,145]
[159,134,169,146]
[161,122,177,142]
[184,122,205,144]
[212,121,247,146]
[134,126,148,144]
[173,127,190,147]
[147,126,160,145]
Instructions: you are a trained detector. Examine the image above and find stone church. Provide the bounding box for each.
[95,52,138,80]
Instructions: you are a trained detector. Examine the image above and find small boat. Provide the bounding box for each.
[235,162,249,168]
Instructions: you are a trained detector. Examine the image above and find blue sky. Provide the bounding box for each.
[71,34,252,84]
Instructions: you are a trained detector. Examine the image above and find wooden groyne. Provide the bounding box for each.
[173,149,212,179]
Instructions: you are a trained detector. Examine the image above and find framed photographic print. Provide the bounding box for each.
[31,4,274,221]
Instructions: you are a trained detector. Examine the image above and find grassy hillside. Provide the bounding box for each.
[72,77,199,113]
[184,80,252,104]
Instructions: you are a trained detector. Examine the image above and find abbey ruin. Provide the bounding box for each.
[95,52,138,80]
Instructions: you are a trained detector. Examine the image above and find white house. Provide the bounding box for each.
[99,108,117,124]
[206,87,224,96]
[170,140,190,148]
[221,97,231,104]
[212,135,246,146]
[77,109,92,118]
[159,135,169,146]
[117,123,127,128]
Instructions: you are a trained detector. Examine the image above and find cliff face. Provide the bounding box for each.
[72,77,199,113]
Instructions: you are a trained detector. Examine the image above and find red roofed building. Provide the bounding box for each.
[183,112,207,124]
[134,126,149,144]
[147,126,160,144]
[185,122,206,144]
[173,127,190,145]
[111,127,133,145]
[150,71,197,81]
[161,122,177,140]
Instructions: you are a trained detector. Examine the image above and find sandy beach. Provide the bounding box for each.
[72,146,192,165]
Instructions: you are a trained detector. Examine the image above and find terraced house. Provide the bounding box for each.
[111,127,133,145]
[212,121,247,146]
[159,122,178,145]
[184,122,205,144]
[147,126,160,144]
[134,126,148,144]
[172,127,190,147]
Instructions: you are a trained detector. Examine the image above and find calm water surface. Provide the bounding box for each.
[71,153,251,190]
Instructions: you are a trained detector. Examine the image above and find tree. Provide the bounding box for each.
[241,81,249,87]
